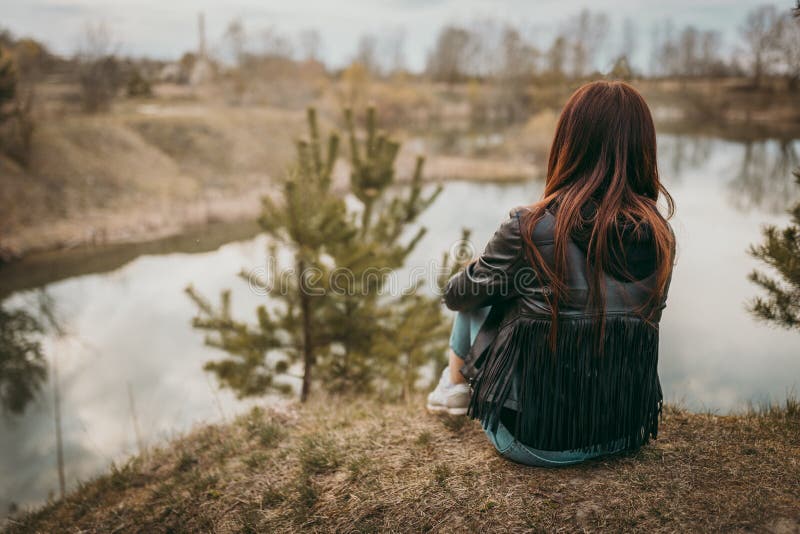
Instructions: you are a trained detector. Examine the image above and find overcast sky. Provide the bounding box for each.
[0,0,787,71]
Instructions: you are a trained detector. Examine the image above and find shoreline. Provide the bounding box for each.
[0,155,537,266]
[0,170,535,300]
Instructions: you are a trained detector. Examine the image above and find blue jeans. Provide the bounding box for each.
[449,307,625,467]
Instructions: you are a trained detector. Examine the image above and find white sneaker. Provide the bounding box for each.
[426,367,470,415]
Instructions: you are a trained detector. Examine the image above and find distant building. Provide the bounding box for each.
[157,12,215,85]
[189,12,213,85]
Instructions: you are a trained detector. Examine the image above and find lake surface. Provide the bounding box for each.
[2,134,799,513]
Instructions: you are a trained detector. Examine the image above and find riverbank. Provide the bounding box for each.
[7,396,799,533]
[0,103,536,262]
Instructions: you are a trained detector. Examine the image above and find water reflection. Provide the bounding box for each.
[1,134,799,514]
[728,139,800,213]
[658,136,800,213]
[0,297,47,416]
[659,135,714,181]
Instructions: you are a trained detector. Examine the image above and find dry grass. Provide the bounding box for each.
[7,396,799,533]
[0,104,305,256]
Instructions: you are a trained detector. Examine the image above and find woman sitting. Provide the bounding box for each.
[427,81,676,467]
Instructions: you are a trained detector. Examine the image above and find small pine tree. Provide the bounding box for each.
[374,293,450,399]
[320,106,443,394]
[372,228,470,399]
[188,106,455,401]
[748,170,800,331]
[187,107,348,402]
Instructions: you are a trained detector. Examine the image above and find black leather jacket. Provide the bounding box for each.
[444,208,672,452]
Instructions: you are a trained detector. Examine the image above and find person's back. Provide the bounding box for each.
[428,80,676,465]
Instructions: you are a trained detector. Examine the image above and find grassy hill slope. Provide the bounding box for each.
[0,105,305,258]
[7,397,799,533]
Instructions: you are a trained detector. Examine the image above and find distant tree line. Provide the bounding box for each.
[0,4,797,162]
[0,4,796,114]
[424,6,799,87]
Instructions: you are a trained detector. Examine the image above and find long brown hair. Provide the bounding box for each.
[522,81,675,342]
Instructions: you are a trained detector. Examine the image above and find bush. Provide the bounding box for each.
[79,55,122,112]
[0,46,34,166]
[0,47,14,106]
[126,68,153,98]
[77,22,122,113]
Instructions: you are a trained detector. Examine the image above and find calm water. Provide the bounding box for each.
[2,134,799,512]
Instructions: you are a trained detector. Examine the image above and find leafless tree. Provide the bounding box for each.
[426,26,473,84]
[651,20,725,78]
[500,25,538,80]
[355,33,379,76]
[260,26,293,59]
[381,28,407,75]
[619,18,637,70]
[739,5,781,87]
[774,11,800,89]
[223,18,247,66]
[648,22,662,76]
[298,29,321,62]
[221,19,248,103]
[568,9,609,78]
[546,34,568,79]
[467,18,502,79]
[77,21,121,113]
[678,26,700,76]
[698,30,725,76]
[650,19,680,76]
[494,24,538,121]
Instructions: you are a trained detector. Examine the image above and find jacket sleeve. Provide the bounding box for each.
[443,209,527,311]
